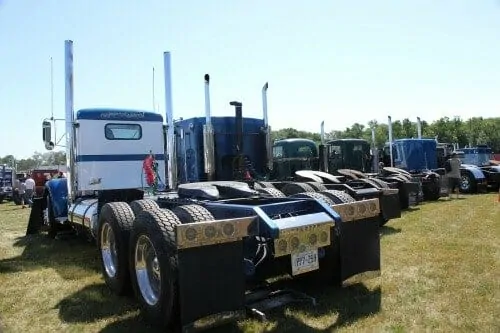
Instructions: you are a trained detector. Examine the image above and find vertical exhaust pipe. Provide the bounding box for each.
[164,52,177,189]
[388,116,394,167]
[320,121,325,144]
[230,101,244,153]
[203,74,215,180]
[371,126,379,172]
[64,40,76,201]
[417,117,422,139]
[262,82,273,171]
[319,121,328,172]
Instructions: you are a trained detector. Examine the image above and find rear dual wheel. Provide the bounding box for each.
[97,202,135,295]
[129,204,214,330]
[129,208,181,330]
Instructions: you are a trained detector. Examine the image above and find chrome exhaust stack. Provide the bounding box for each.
[371,126,379,173]
[319,121,328,172]
[164,52,177,189]
[320,121,325,144]
[387,116,394,167]
[416,117,422,139]
[64,40,77,201]
[203,74,216,181]
[262,82,273,171]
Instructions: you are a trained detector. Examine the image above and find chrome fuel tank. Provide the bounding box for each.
[69,198,99,238]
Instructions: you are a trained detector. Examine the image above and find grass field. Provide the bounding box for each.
[1,195,499,333]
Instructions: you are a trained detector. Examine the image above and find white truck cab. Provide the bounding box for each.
[74,109,165,192]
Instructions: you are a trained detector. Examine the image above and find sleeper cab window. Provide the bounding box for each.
[104,123,142,140]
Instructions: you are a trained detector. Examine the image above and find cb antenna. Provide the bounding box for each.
[152,66,156,112]
[50,56,54,120]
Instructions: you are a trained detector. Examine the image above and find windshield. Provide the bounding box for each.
[273,141,317,159]
[459,147,493,166]
[461,153,491,166]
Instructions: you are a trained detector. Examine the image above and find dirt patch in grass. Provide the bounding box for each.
[0,194,499,332]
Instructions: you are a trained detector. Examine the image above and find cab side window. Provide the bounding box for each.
[329,145,342,159]
[273,145,284,158]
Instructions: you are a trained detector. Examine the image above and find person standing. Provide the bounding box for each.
[18,180,26,208]
[446,153,462,199]
[24,174,36,208]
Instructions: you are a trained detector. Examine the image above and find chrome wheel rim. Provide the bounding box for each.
[100,222,118,278]
[460,176,470,191]
[135,235,161,306]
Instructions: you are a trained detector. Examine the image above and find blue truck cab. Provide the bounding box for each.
[455,146,499,190]
[382,138,445,200]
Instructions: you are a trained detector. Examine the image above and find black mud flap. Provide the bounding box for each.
[380,190,401,220]
[338,216,381,283]
[177,241,246,332]
[403,182,420,206]
[26,197,45,235]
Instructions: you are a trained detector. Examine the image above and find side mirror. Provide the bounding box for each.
[42,120,52,143]
[42,120,55,150]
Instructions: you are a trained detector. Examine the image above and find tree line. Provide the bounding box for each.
[1,116,499,171]
[272,116,500,152]
[0,151,66,172]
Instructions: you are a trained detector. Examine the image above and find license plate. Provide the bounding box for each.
[291,249,319,276]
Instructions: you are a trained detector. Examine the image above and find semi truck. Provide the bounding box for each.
[268,137,403,226]
[29,40,383,332]
[0,165,16,204]
[316,136,421,209]
[450,145,499,191]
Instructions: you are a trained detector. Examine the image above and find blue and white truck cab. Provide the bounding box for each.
[30,40,384,332]
[41,108,166,237]
[73,109,165,193]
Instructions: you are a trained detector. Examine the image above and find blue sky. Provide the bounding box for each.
[0,0,499,158]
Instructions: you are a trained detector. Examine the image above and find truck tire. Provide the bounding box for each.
[305,182,328,191]
[319,190,356,204]
[280,182,315,196]
[459,171,477,194]
[130,199,160,217]
[0,196,4,204]
[290,192,335,206]
[129,208,181,330]
[257,187,286,198]
[253,181,275,190]
[97,202,135,296]
[172,204,214,223]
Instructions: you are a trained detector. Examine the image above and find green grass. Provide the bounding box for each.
[1,195,499,333]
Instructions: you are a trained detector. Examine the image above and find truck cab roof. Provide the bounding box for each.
[76,108,163,122]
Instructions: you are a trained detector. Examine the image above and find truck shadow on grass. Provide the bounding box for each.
[0,233,99,279]
[55,279,381,333]
[379,225,402,237]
